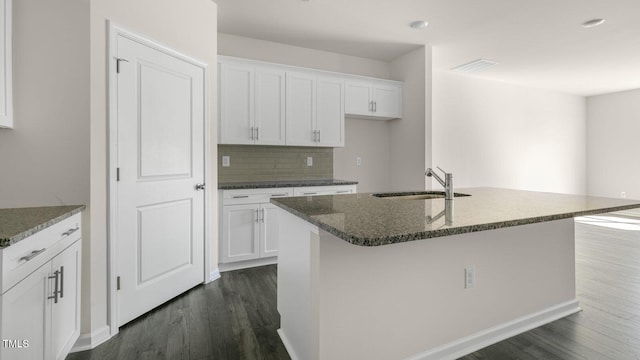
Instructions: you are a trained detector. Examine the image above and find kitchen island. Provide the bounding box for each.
[270,188,640,360]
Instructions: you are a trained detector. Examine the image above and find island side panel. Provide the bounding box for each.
[277,209,320,360]
[317,218,579,360]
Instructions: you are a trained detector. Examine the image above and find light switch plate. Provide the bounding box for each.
[307,157,313,167]
[222,156,230,167]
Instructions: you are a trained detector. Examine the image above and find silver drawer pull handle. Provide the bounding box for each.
[271,194,288,197]
[303,192,317,195]
[62,226,79,237]
[336,190,350,193]
[232,195,249,199]
[20,248,46,262]
[48,270,60,303]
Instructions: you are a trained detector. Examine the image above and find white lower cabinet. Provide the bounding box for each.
[219,185,356,270]
[0,214,81,360]
[220,188,294,265]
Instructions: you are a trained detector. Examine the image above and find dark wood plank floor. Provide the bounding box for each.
[68,219,640,360]
[67,266,290,360]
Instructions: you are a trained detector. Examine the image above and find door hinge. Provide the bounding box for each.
[116,276,121,291]
[116,167,120,182]
[116,57,129,74]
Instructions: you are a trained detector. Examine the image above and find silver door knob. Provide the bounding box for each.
[195,183,206,191]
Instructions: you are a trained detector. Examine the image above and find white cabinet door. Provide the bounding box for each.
[219,62,254,144]
[51,240,81,360]
[345,80,402,120]
[286,72,316,146]
[222,204,260,263]
[344,81,372,117]
[255,67,285,145]
[260,203,282,258]
[316,77,344,147]
[372,82,402,119]
[0,264,49,360]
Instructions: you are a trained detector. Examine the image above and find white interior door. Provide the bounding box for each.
[115,34,205,326]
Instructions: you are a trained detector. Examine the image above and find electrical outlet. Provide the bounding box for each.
[306,157,313,167]
[356,156,362,166]
[465,267,476,289]
[621,191,627,198]
[222,156,230,167]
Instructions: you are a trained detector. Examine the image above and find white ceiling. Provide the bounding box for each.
[216,0,640,96]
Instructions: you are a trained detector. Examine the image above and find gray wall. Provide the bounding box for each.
[432,70,587,194]
[0,0,89,208]
[587,89,640,200]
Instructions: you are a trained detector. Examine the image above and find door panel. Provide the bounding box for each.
[51,240,81,360]
[220,63,254,144]
[0,264,49,360]
[261,203,281,257]
[139,62,193,179]
[344,81,371,116]
[137,199,193,283]
[255,67,285,145]
[285,72,316,146]
[116,35,205,326]
[372,83,402,118]
[316,77,344,147]
[222,204,260,263]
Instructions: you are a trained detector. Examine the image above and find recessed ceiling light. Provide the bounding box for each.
[410,20,429,30]
[451,59,499,73]
[581,18,605,28]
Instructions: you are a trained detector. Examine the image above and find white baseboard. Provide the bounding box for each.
[405,300,582,360]
[209,268,221,282]
[219,257,277,272]
[70,325,111,353]
[277,329,301,360]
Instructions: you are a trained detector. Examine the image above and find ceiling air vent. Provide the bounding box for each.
[451,59,498,73]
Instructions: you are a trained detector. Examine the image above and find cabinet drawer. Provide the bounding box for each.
[222,188,294,205]
[292,185,356,196]
[0,213,81,294]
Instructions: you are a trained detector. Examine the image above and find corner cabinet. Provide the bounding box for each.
[0,213,82,360]
[219,188,294,265]
[218,56,402,147]
[345,80,402,120]
[0,0,13,128]
[219,184,356,271]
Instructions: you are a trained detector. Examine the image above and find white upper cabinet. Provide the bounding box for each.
[345,79,402,120]
[0,0,13,128]
[219,62,254,144]
[219,56,402,146]
[285,71,316,146]
[219,60,286,145]
[286,72,344,147]
[316,77,344,147]
[254,67,286,145]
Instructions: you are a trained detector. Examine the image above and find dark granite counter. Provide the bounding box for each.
[0,205,85,248]
[219,179,358,190]
[271,187,640,246]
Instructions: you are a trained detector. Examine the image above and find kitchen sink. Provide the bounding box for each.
[371,191,471,200]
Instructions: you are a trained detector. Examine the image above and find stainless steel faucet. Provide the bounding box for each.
[425,167,454,200]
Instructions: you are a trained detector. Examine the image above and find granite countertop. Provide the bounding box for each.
[0,205,86,248]
[219,179,358,190]
[270,187,640,246]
